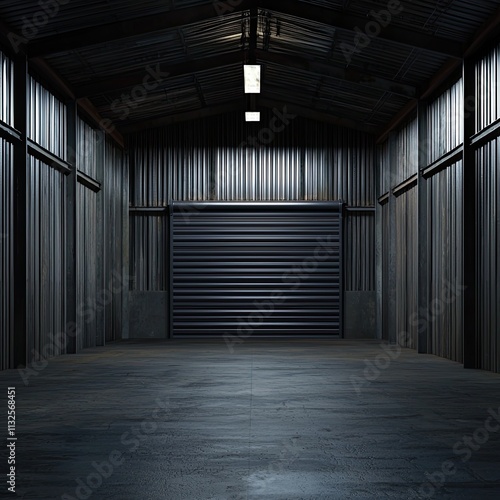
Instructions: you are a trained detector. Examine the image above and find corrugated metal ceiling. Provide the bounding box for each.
[0,0,498,132]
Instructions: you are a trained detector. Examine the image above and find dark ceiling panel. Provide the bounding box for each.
[0,0,498,133]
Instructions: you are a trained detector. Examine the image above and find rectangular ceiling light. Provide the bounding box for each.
[244,65,261,93]
[245,111,261,122]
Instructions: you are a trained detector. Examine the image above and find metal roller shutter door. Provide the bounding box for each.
[170,202,343,337]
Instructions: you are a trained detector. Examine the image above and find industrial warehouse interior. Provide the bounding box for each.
[1,0,500,499]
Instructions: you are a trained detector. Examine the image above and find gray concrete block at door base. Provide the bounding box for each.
[344,291,376,339]
[129,291,168,338]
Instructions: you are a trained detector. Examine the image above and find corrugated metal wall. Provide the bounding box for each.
[77,184,99,349]
[427,79,464,164]
[0,138,13,370]
[380,200,390,341]
[26,156,66,362]
[28,77,67,160]
[476,45,500,133]
[427,161,464,362]
[378,88,465,357]
[25,80,68,364]
[476,143,499,372]
[475,45,500,372]
[377,66,480,366]
[395,118,418,184]
[0,51,14,126]
[129,111,375,294]
[0,57,128,370]
[103,139,128,342]
[0,50,14,370]
[395,187,418,350]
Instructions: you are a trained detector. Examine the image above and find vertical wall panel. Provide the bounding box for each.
[427,79,464,164]
[28,76,67,160]
[428,161,464,363]
[26,157,66,363]
[0,51,14,127]
[129,112,375,294]
[395,187,418,349]
[0,139,13,370]
[77,184,98,349]
[345,214,375,292]
[476,45,500,133]
[0,51,14,369]
[396,118,419,185]
[380,200,390,341]
[103,139,128,341]
[77,117,98,178]
[378,141,391,195]
[130,215,168,292]
[476,139,500,373]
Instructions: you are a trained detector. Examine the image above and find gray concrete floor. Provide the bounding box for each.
[1,340,500,500]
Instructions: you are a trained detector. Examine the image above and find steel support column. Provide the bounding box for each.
[388,132,398,345]
[13,56,27,367]
[463,58,477,368]
[375,150,383,340]
[96,130,105,347]
[417,101,429,354]
[66,101,78,354]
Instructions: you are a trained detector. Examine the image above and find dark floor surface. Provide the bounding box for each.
[1,339,500,500]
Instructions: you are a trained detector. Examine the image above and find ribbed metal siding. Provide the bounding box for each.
[395,118,419,185]
[345,213,375,292]
[0,51,14,126]
[395,187,418,349]
[26,156,66,363]
[476,140,500,373]
[427,79,464,164]
[103,139,128,341]
[0,139,13,370]
[28,77,67,160]
[77,184,98,349]
[170,202,343,337]
[378,141,391,195]
[380,200,390,341]
[129,113,375,294]
[428,161,464,363]
[130,214,168,291]
[476,44,500,133]
[77,117,98,178]
[130,114,375,206]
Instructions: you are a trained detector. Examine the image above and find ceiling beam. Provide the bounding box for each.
[256,0,463,59]
[28,1,251,57]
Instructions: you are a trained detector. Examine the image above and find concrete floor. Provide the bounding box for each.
[1,340,500,500]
